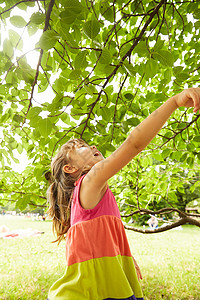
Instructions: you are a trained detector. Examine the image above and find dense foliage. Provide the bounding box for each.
[0,0,200,231]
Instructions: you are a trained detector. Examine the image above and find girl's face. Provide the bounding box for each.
[65,143,104,175]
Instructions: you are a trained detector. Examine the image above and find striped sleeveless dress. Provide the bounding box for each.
[48,175,144,300]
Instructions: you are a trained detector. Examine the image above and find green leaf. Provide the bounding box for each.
[171,151,182,161]
[180,152,188,162]
[38,30,60,50]
[62,0,83,13]
[194,9,200,19]
[3,39,13,57]
[197,153,200,161]
[134,41,149,57]
[85,97,96,105]
[17,3,27,10]
[8,30,23,50]
[30,12,45,24]
[69,69,82,80]
[164,69,171,81]
[127,117,140,126]
[74,51,88,69]
[124,93,134,100]
[83,20,100,39]
[193,136,200,143]
[38,118,53,138]
[15,197,29,211]
[60,9,77,24]
[27,107,42,119]
[27,23,38,36]
[176,72,189,82]
[153,39,164,52]
[162,148,171,159]
[12,156,19,164]
[22,72,34,84]
[145,59,158,79]
[100,2,114,22]
[105,143,116,152]
[10,16,27,28]
[168,192,177,201]
[187,156,194,166]
[194,20,200,30]
[102,107,111,121]
[84,85,96,96]
[120,43,132,58]
[13,114,23,123]
[26,1,35,7]
[17,143,23,154]
[153,152,164,161]
[153,50,174,67]
[59,30,79,53]
[0,113,9,123]
[173,66,184,75]
[141,156,151,168]
[98,49,112,64]
[123,61,136,76]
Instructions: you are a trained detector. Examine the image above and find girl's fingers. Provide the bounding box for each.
[194,96,200,113]
[176,87,200,112]
[188,89,200,112]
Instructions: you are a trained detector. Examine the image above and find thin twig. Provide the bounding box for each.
[22,0,55,124]
[0,0,45,16]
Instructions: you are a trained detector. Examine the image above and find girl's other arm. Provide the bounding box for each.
[82,88,200,207]
[88,96,178,182]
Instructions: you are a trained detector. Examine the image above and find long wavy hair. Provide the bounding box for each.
[47,138,89,244]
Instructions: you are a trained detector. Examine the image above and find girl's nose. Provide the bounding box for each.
[90,145,96,150]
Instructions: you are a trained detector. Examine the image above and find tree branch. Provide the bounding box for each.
[124,216,200,234]
[121,206,188,218]
[59,0,166,138]
[111,73,128,141]
[51,125,79,159]
[0,0,45,16]
[1,198,47,208]
[154,114,200,149]
[0,188,46,199]
[119,0,167,70]
[22,0,55,124]
[1,48,40,84]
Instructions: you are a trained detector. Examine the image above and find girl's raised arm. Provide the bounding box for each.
[82,88,200,208]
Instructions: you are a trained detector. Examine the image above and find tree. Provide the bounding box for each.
[0,0,200,232]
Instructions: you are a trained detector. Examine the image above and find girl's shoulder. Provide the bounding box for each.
[79,174,108,210]
[71,175,121,226]
[74,174,86,187]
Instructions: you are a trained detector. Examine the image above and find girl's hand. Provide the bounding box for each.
[132,256,143,280]
[174,87,200,113]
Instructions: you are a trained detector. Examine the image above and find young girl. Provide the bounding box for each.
[47,88,200,300]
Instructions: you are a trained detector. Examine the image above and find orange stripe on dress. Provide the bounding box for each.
[66,215,132,266]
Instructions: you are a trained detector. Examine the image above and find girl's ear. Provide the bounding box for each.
[63,164,78,174]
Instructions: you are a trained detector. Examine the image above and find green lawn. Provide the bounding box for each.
[0,215,199,300]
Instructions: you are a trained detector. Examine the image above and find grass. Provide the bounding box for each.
[0,215,200,300]
[126,227,200,300]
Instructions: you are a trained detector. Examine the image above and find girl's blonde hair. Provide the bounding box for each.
[47,138,88,243]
